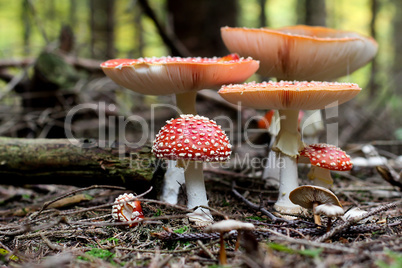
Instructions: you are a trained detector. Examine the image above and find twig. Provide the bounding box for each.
[197,240,216,260]
[33,185,127,219]
[315,200,401,242]
[231,183,286,223]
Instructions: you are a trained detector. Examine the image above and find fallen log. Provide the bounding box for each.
[0,137,162,193]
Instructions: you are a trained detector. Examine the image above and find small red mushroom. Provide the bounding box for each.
[112,193,144,227]
[299,143,352,188]
[153,114,232,225]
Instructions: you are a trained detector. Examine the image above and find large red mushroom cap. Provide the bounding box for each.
[152,114,232,162]
[221,25,378,80]
[100,54,259,95]
[300,143,353,171]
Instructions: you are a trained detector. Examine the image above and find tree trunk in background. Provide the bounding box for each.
[133,6,144,58]
[392,0,402,98]
[90,0,115,59]
[304,0,327,26]
[69,0,77,28]
[368,0,379,97]
[166,0,237,57]
[21,0,31,55]
[259,0,267,27]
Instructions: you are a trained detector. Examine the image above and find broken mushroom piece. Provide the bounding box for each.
[204,220,255,265]
[289,185,342,225]
[153,114,232,226]
[112,193,144,227]
[219,81,361,214]
[101,54,258,205]
[315,204,344,231]
[221,25,378,81]
[299,143,353,188]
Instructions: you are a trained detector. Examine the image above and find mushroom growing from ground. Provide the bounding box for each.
[219,81,361,214]
[220,25,377,183]
[315,203,344,231]
[152,114,231,225]
[289,185,342,225]
[112,193,144,227]
[101,55,258,205]
[299,143,353,188]
[204,219,255,265]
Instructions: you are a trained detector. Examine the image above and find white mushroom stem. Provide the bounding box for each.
[273,153,301,214]
[184,161,213,225]
[159,160,185,204]
[272,109,305,214]
[308,166,333,188]
[160,92,197,205]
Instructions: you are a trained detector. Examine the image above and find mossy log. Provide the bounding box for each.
[0,137,162,193]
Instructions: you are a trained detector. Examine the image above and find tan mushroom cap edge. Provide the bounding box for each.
[101,56,260,95]
[289,185,342,209]
[221,25,378,81]
[204,219,255,233]
[218,81,361,110]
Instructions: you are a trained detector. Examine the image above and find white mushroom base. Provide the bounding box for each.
[185,161,213,226]
[273,153,304,214]
[159,160,185,205]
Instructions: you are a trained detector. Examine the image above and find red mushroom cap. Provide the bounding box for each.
[152,114,231,162]
[112,193,144,227]
[300,143,352,171]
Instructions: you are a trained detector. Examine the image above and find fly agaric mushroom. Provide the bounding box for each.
[315,204,344,231]
[221,25,377,187]
[112,193,144,227]
[299,143,353,188]
[218,81,361,214]
[152,114,232,225]
[204,219,255,265]
[101,54,258,205]
[221,25,378,81]
[289,185,342,225]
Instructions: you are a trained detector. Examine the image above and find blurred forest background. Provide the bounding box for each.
[0,0,401,149]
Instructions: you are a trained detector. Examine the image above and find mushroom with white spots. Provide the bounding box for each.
[219,81,361,214]
[112,193,144,227]
[101,54,258,206]
[299,143,353,188]
[152,114,232,226]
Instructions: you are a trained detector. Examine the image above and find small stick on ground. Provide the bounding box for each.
[315,200,401,242]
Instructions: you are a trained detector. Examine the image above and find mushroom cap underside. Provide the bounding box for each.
[101,56,259,95]
[289,185,342,209]
[221,25,378,80]
[204,219,255,233]
[218,81,361,110]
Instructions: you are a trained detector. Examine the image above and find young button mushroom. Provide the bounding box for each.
[289,185,342,225]
[299,143,353,188]
[219,81,361,214]
[112,193,144,227]
[204,220,255,265]
[152,114,232,226]
[315,204,344,231]
[101,55,258,206]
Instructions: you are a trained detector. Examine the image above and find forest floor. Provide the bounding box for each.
[0,162,401,268]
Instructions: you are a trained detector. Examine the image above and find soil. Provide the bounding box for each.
[0,164,401,268]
